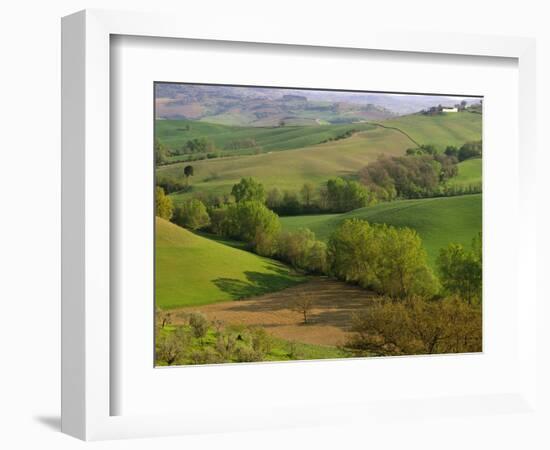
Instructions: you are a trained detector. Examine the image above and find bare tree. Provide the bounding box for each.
[289,293,314,324]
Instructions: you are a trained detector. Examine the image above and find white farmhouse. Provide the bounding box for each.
[441,106,458,113]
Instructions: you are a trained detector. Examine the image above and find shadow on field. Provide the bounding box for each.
[213,263,303,300]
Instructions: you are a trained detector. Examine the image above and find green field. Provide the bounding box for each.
[156,119,376,156]
[156,217,305,309]
[449,158,482,188]
[159,126,414,205]
[280,194,482,266]
[157,112,482,206]
[380,111,482,150]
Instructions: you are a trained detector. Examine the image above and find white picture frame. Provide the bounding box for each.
[61,9,538,441]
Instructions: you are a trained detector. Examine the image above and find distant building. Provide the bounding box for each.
[441,107,458,113]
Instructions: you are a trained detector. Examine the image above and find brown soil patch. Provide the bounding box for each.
[170,278,377,346]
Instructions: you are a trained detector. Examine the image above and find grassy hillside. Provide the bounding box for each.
[156,119,376,157]
[156,217,305,309]
[280,194,482,266]
[157,112,482,205]
[159,126,413,206]
[379,111,482,150]
[448,158,482,188]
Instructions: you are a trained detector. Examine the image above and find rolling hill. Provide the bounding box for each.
[449,158,482,188]
[280,194,482,266]
[158,126,413,206]
[157,111,482,206]
[379,111,482,150]
[155,217,305,309]
[155,119,377,158]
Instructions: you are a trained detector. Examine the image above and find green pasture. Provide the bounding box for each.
[280,194,482,266]
[155,217,305,309]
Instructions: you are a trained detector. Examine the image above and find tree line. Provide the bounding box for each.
[156,177,482,358]
[359,141,481,200]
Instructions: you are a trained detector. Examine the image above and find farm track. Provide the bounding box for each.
[170,278,377,347]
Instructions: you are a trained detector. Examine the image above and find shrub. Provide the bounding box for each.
[188,312,209,340]
[155,186,174,220]
[234,346,263,363]
[172,198,210,230]
[156,333,183,365]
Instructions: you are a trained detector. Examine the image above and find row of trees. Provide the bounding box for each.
[359,153,457,200]
[347,296,481,356]
[444,140,482,162]
[359,140,482,200]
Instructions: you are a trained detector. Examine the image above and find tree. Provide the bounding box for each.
[231,177,266,203]
[173,198,210,230]
[189,312,209,341]
[156,333,183,365]
[347,296,482,356]
[300,183,315,207]
[327,219,437,298]
[458,141,482,161]
[155,186,174,220]
[444,145,459,158]
[325,177,371,212]
[266,187,283,210]
[221,200,281,245]
[437,233,482,304]
[289,293,314,324]
[184,165,194,186]
[155,138,169,165]
[276,228,326,273]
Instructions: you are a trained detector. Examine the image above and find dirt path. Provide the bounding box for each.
[170,278,377,347]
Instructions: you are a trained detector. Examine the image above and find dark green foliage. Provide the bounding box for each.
[458,140,482,161]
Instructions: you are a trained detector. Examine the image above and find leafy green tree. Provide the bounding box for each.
[437,233,482,304]
[326,177,371,212]
[327,219,437,298]
[173,198,210,230]
[155,186,174,220]
[266,187,283,209]
[300,182,315,207]
[155,138,169,165]
[231,177,266,203]
[184,165,194,186]
[276,228,326,273]
[222,200,280,245]
[458,141,482,161]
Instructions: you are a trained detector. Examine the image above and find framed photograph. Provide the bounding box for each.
[62,9,538,441]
